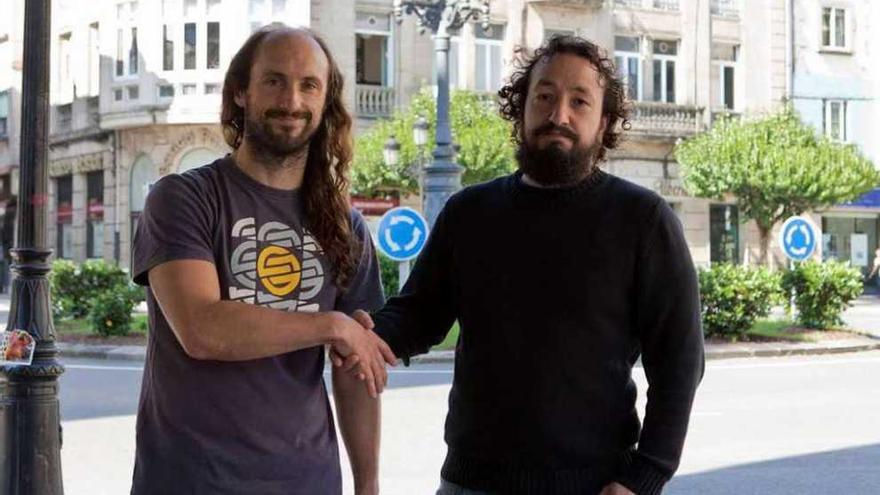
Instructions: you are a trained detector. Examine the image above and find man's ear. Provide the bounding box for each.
[598,115,608,141]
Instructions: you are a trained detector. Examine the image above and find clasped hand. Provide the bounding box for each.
[326,310,397,398]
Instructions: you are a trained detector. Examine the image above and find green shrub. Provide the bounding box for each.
[352,88,516,197]
[89,290,136,337]
[50,259,131,319]
[781,260,863,330]
[698,264,783,339]
[379,253,400,300]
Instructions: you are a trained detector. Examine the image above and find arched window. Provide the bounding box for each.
[178,147,223,173]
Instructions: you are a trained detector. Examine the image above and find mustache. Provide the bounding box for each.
[264,108,312,122]
[532,123,578,141]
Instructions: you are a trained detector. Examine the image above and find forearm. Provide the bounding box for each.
[333,366,381,493]
[179,300,337,361]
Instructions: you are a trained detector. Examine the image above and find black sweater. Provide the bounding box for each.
[372,170,704,495]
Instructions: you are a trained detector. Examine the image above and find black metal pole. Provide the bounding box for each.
[0,0,65,493]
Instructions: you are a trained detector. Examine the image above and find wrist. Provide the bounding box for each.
[320,311,347,346]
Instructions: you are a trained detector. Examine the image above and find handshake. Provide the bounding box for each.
[324,309,398,398]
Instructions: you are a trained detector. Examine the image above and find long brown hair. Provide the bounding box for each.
[221,25,358,289]
[498,35,630,163]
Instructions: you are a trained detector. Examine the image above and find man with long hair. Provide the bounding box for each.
[367,36,705,494]
[130,25,395,494]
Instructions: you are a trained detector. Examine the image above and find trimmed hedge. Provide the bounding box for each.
[698,264,783,339]
[781,260,863,330]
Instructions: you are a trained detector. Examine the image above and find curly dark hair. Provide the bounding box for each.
[498,35,630,162]
[221,25,359,289]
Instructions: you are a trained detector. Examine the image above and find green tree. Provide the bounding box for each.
[351,88,516,198]
[676,106,880,266]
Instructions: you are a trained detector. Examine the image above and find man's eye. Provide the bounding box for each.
[537,93,552,102]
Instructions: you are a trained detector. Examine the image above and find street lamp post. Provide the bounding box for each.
[392,0,490,228]
[0,0,65,493]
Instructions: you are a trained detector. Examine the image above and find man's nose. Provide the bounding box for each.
[548,99,572,127]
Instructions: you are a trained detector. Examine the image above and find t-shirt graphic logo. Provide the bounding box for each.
[229,217,325,312]
[257,245,301,297]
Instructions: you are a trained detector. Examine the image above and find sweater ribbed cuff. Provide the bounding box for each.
[615,451,671,495]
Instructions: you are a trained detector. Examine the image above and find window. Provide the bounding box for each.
[182,83,197,95]
[475,24,505,93]
[205,83,221,94]
[129,27,139,75]
[712,43,739,110]
[822,7,847,49]
[159,85,175,98]
[710,204,740,265]
[184,23,196,70]
[207,22,220,69]
[116,29,124,76]
[355,13,392,86]
[249,0,282,32]
[58,32,72,94]
[163,25,174,71]
[55,176,73,259]
[57,104,72,132]
[88,23,100,95]
[824,100,847,141]
[114,88,124,101]
[651,40,676,103]
[86,171,105,259]
[614,36,642,101]
[0,91,8,138]
[128,85,139,100]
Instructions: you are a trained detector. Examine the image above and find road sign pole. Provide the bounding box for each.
[398,260,411,293]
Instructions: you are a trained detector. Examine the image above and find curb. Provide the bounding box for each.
[57,340,880,364]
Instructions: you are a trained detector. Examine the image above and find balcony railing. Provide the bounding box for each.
[356,85,395,119]
[614,0,679,10]
[653,0,679,11]
[711,0,739,18]
[628,102,705,137]
[711,109,741,125]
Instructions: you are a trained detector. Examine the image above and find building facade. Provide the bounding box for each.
[0,0,876,272]
[788,0,879,277]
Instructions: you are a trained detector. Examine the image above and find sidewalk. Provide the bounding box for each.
[1,292,877,363]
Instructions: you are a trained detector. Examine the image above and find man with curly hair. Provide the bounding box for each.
[362,36,705,494]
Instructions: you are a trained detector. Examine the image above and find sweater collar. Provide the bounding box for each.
[509,167,609,206]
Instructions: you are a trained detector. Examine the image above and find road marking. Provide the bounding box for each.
[63,355,880,374]
[707,356,880,370]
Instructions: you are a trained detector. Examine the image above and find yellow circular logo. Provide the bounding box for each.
[256,245,302,297]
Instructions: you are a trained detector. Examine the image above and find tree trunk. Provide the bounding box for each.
[758,225,772,268]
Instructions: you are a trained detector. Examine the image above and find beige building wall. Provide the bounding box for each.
[1,0,802,271]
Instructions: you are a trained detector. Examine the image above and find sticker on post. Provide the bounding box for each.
[0,330,36,366]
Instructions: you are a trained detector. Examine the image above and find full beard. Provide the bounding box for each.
[243,112,317,169]
[516,139,601,187]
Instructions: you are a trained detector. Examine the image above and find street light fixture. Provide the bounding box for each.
[393,0,490,228]
[383,135,401,168]
[413,116,429,147]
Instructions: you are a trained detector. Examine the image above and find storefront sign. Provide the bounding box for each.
[840,188,880,208]
[352,197,399,216]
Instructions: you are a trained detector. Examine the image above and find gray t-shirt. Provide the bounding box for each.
[130,156,384,495]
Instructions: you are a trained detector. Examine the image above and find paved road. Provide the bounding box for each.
[56,352,880,495]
